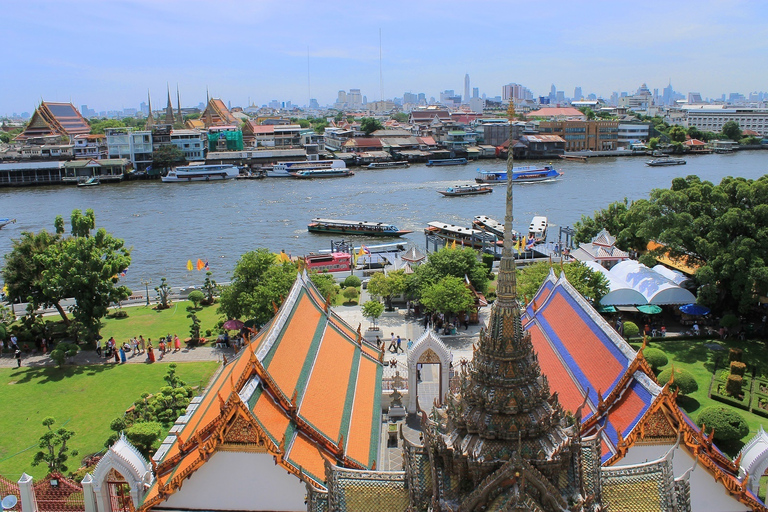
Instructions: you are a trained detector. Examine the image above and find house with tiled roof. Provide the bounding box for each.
[526,106,586,120]
[15,102,91,142]
[570,228,630,268]
[201,98,238,128]
[138,272,383,512]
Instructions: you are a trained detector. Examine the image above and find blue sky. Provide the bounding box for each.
[3,0,767,114]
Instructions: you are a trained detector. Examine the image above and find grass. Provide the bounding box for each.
[0,361,217,481]
[101,301,223,343]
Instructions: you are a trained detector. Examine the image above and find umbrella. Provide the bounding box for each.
[596,305,617,313]
[680,304,711,316]
[637,304,662,315]
[222,319,245,331]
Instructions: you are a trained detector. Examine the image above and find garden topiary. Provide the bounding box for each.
[187,290,205,308]
[696,406,749,442]
[725,374,743,397]
[343,275,361,288]
[657,367,698,395]
[729,361,746,377]
[622,321,639,339]
[728,348,743,363]
[125,421,164,458]
[721,313,739,330]
[642,348,668,373]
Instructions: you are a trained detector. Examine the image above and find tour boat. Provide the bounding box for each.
[0,218,16,230]
[424,221,502,249]
[475,165,562,184]
[438,184,493,197]
[268,159,346,177]
[472,215,520,240]
[559,154,588,162]
[426,158,468,167]
[367,161,410,169]
[645,157,686,167]
[77,177,100,187]
[307,218,413,237]
[528,216,548,243]
[161,164,239,182]
[303,252,352,273]
[290,168,354,178]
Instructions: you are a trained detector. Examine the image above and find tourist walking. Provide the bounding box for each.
[119,346,126,363]
[139,335,146,354]
[15,348,21,368]
[396,335,403,354]
[158,339,166,359]
[388,332,397,353]
[174,334,181,352]
[147,343,155,363]
[132,337,139,356]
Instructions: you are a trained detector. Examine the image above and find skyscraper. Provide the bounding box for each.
[464,73,470,105]
[574,86,583,100]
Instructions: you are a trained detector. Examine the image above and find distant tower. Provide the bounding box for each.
[464,73,470,104]
[164,84,175,125]
[145,90,155,130]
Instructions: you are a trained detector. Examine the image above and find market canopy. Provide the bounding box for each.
[585,261,648,306]
[610,260,696,305]
[680,303,711,316]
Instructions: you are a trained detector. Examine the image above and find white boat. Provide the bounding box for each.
[162,164,239,182]
[424,221,501,249]
[367,161,410,169]
[472,215,520,240]
[645,157,686,167]
[528,216,548,243]
[0,218,16,230]
[268,159,346,178]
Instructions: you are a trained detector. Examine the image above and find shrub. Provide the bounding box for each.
[187,290,205,308]
[643,348,668,372]
[481,253,495,274]
[721,313,739,329]
[726,374,743,397]
[729,348,743,363]
[343,275,361,288]
[342,286,359,303]
[125,421,164,458]
[657,367,698,395]
[730,361,746,377]
[696,406,749,442]
[50,343,79,366]
[108,310,128,319]
[622,321,639,339]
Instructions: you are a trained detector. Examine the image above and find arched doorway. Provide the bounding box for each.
[106,469,133,512]
[407,330,452,414]
[91,434,152,512]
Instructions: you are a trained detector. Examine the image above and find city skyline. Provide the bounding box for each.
[3,0,768,115]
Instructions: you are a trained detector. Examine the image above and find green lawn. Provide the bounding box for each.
[645,337,768,455]
[0,361,217,481]
[100,301,223,344]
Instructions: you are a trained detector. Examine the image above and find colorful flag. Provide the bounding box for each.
[187,259,193,271]
[196,259,205,271]
[525,238,536,250]
[451,239,457,250]
[204,260,209,271]
[354,246,365,265]
[361,245,370,254]
[120,269,127,277]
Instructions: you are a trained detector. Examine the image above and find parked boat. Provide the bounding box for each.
[438,184,493,197]
[426,158,468,167]
[303,252,352,273]
[307,218,413,237]
[475,165,562,184]
[646,157,686,167]
[424,221,501,249]
[291,168,354,179]
[367,161,410,169]
[268,159,346,177]
[528,216,548,243]
[472,215,520,240]
[235,169,266,179]
[162,164,239,182]
[77,177,100,187]
[559,154,588,162]
[0,218,16,230]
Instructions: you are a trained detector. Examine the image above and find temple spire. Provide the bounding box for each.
[493,102,519,311]
[176,84,182,125]
[145,90,155,130]
[165,83,175,125]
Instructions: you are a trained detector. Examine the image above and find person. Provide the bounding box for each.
[375,336,382,351]
[223,331,230,347]
[388,332,397,353]
[113,346,119,363]
[41,337,47,354]
[644,323,650,337]
[719,326,726,340]
[147,343,155,363]
[174,334,181,352]
[660,325,666,337]
[96,339,103,357]
[396,335,403,353]
[10,334,19,352]
[416,363,422,382]
[132,337,139,356]
[692,323,700,335]
[119,346,126,364]
[158,339,166,358]
[139,335,146,354]
[463,313,469,330]
[15,348,21,368]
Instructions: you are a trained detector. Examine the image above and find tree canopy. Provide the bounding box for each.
[32,417,78,474]
[721,121,742,141]
[367,270,408,309]
[218,249,297,327]
[410,247,489,298]
[152,144,186,170]
[516,260,609,304]
[360,117,384,135]
[419,275,474,316]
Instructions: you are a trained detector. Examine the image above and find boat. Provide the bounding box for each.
[77,177,100,187]
[290,168,354,179]
[713,147,735,154]
[528,216,548,243]
[235,169,266,179]
[475,165,562,184]
[426,158,468,167]
[472,215,520,240]
[308,218,413,237]
[646,157,686,167]
[559,154,588,162]
[367,161,410,169]
[438,185,493,197]
[424,221,502,249]
[303,252,352,273]
[268,159,346,178]
[0,218,16,230]
[161,164,239,182]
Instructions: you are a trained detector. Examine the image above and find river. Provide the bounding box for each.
[1,151,766,291]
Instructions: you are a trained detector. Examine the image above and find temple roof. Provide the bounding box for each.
[201,98,238,127]
[16,102,90,141]
[141,272,382,509]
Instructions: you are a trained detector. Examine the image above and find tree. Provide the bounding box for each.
[342,286,359,304]
[361,300,384,330]
[296,119,311,128]
[623,321,639,339]
[578,107,596,120]
[647,137,659,150]
[419,275,474,316]
[668,125,687,143]
[687,126,703,140]
[187,290,204,309]
[360,117,384,135]
[217,249,297,327]
[343,275,361,288]
[32,417,78,474]
[367,270,408,310]
[410,247,489,298]
[657,367,699,395]
[155,277,172,309]
[721,121,742,141]
[201,271,217,305]
[573,198,647,251]
[152,144,186,171]
[49,342,79,366]
[187,306,201,343]
[309,272,339,303]
[125,421,163,459]
[516,261,609,304]
[391,112,408,123]
[697,406,749,442]
[89,119,125,135]
[642,347,668,373]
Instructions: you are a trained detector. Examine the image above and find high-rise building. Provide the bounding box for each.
[309,98,319,109]
[464,73,470,105]
[574,86,583,100]
[348,89,362,108]
[472,87,479,99]
[403,92,418,105]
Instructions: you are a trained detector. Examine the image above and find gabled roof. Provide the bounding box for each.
[201,98,238,127]
[141,272,383,509]
[16,102,90,140]
[526,107,585,119]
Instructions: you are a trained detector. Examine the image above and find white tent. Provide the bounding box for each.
[610,260,696,305]
[585,261,648,306]
[652,264,693,287]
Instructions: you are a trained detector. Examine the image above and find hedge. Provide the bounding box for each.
[643,348,668,373]
[658,367,699,395]
[697,406,749,442]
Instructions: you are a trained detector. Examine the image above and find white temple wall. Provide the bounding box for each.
[157,451,307,512]
[619,444,750,512]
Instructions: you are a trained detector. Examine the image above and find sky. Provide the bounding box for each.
[2,0,768,115]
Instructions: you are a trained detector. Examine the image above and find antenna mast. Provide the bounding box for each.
[379,28,383,101]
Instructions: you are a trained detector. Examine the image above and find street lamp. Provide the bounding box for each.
[140,278,152,306]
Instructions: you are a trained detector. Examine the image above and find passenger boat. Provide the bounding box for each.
[645,157,686,167]
[290,168,354,179]
[367,161,410,169]
[424,221,502,249]
[438,185,493,197]
[161,164,239,182]
[0,218,16,230]
[528,216,548,243]
[268,159,346,177]
[559,154,588,162]
[307,218,412,237]
[303,252,352,273]
[472,215,520,240]
[475,165,562,184]
[77,177,100,187]
[426,158,468,167]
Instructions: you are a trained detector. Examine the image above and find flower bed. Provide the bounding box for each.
[711,369,751,410]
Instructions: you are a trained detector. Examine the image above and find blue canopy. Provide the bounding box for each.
[680,303,710,316]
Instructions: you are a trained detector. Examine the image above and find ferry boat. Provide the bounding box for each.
[645,157,686,167]
[268,159,346,177]
[77,177,100,187]
[290,168,354,179]
[438,184,493,197]
[307,218,412,237]
[426,158,468,167]
[528,216,548,243]
[303,252,352,273]
[367,161,410,169]
[161,164,239,182]
[475,165,562,184]
[472,215,520,240]
[424,221,502,249]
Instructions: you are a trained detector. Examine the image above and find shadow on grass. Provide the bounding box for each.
[716,438,746,458]
[13,363,117,385]
[676,395,701,414]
